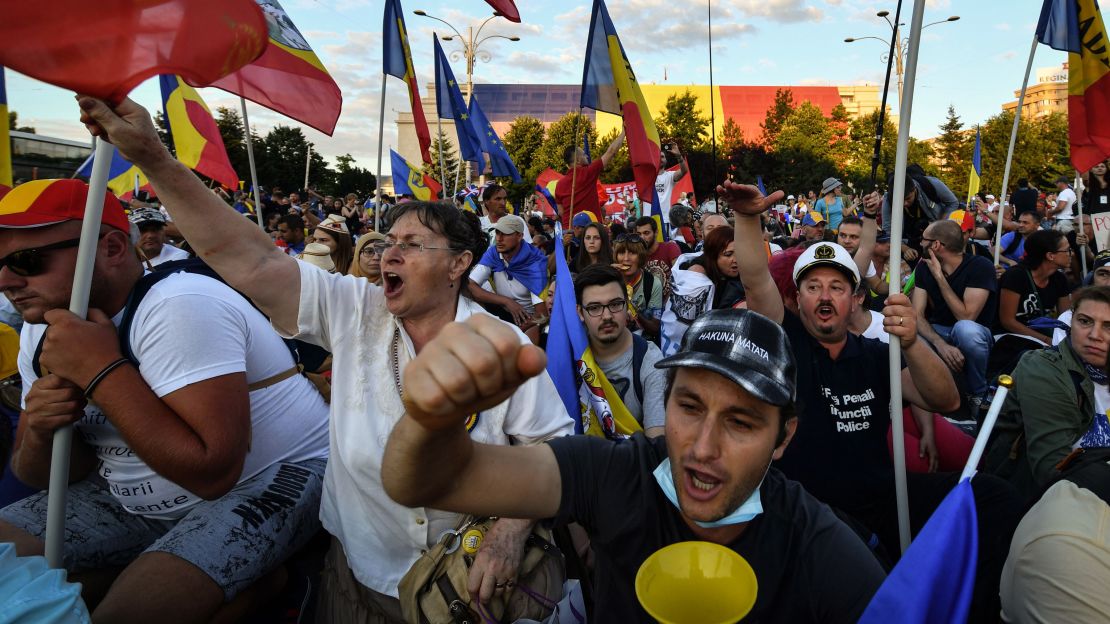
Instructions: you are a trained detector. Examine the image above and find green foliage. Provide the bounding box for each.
[934,106,971,199]
[979,110,1070,196]
[256,125,330,195]
[214,107,250,186]
[656,89,710,151]
[760,89,795,146]
[424,129,460,190]
[334,153,377,199]
[595,128,631,184]
[8,111,34,133]
[530,111,594,178]
[499,116,546,207]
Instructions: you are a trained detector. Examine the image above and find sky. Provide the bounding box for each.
[5,0,1066,175]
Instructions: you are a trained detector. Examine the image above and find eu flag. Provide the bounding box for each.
[468,95,521,183]
[434,35,483,164]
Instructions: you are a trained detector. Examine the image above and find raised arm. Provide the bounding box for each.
[599,129,626,168]
[883,294,961,413]
[723,181,786,323]
[855,193,880,277]
[78,97,300,331]
[382,315,562,519]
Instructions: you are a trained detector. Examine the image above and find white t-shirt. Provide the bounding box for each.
[1057,187,1077,219]
[283,263,573,596]
[861,310,890,343]
[655,170,678,210]
[149,243,190,266]
[469,259,544,313]
[18,272,330,520]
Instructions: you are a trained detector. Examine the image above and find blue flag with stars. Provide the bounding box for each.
[434,35,483,163]
[468,95,521,183]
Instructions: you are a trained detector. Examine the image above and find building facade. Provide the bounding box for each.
[395,83,886,170]
[1002,63,1068,119]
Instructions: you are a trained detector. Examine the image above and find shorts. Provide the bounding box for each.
[1054,219,1076,234]
[0,458,326,600]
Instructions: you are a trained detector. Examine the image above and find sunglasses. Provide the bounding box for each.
[614,233,646,246]
[0,237,89,277]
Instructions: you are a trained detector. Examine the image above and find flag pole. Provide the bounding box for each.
[437,121,447,199]
[240,98,265,229]
[134,173,140,198]
[707,0,717,183]
[1078,171,1088,276]
[568,109,584,228]
[886,0,928,555]
[304,145,312,192]
[994,36,1038,268]
[960,376,1013,482]
[870,0,903,188]
[45,136,116,568]
[375,74,388,232]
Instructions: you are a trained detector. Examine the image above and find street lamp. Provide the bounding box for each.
[845,11,960,107]
[413,9,520,103]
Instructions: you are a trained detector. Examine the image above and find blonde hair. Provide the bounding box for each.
[349,231,386,281]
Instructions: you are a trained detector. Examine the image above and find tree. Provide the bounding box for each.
[656,89,710,152]
[214,107,249,185]
[979,110,1070,196]
[256,125,330,194]
[595,128,631,184]
[531,111,593,179]
[718,118,745,166]
[500,116,546,207]
[425,129,460,190]
[332,153,376,198]
[8,111,34,133]
[934,105,970,199]
[771,102,839,193]
[760,89,795,146]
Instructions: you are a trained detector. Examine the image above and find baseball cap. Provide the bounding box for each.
[656,309,796,407]
[493,214,527,235]
[1095,250,1110,271]
[128,207,166,227]
[792,241,860,288]
[876,234,892,243]
[985,194,996,200]
[947,209,975,232]
[571,212,594,228]
[801,211,827,227]
[786,195,796,200]
[0,179,129,232]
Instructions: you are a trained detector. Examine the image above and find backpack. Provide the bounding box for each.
[630,332,649,408]
[32,259,307,393]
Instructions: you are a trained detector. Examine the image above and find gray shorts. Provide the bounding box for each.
[0,458,326,600]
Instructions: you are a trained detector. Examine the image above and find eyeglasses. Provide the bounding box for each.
[359,245,381,257]
[581,299,628,317]
[1052,247,1073,254]
[920,237,937,246]
[373,240,461,256]
[614,234,646,246]
[0,237,93,277]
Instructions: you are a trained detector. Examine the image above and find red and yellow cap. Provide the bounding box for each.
[0,179,129,232]
[947,209,975,232]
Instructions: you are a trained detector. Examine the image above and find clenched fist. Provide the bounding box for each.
[401,315,547,432]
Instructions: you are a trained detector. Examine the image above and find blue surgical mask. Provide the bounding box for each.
[653,458,764,529]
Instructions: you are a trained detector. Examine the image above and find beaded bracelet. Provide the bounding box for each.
[83,358,131,399]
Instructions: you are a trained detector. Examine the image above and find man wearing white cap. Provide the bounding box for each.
[130,207,189,266]
[721,179,1024,622]
[468,214,549,344]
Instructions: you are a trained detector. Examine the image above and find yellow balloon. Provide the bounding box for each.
[635,541,758,624]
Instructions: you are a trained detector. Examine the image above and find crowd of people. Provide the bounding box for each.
[0,93,1107,624]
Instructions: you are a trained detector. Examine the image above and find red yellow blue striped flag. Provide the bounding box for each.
[159,75,239,190]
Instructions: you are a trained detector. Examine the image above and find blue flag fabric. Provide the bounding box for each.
[433,35,483,163]
[536,184,559,216]
[756,175,767,196]
[468,95,522,182]
[546,224,590,433]
[476,241,548,296]
[389,149,439,201]
[1036,0,1082,52]
[583,131,591,161]
[649,186,670,242]
[858,478,978,624]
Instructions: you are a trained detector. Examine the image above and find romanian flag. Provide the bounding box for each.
[199,0,342,136]
[1036,0,1110,171]
[0,0,266,105]
[967,126,981,206]
[468,95,522,182]
[75,151,149,199]
[546,224,642,438]
[384,0,433,164]
[858,478,978,624]
[390,149,442,201]
[0,68,10,187]
[159,76,239,190]
[434,35,484,164]
[484,0,521,22]
[580,0,660,201]
[649,187,669,243]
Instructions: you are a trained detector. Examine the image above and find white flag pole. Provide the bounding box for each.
[1077,172,1088,276]
[994,36,1039,267]
[960,376,1013,482]
[375,74,388,232]
[240,98,265,229]
[886,0,928,555]
[44,136,115,568]
[304,145,312,192]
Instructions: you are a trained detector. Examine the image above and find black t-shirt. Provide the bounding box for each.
[547,433,885,623]
[776,312,903,511]
[1011,186,1039,215]
[998,266,1071,336]
[912,254,998,327]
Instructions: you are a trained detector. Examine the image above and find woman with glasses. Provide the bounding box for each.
[348,231,386,284]
[611,234,664,340]
[575,222,613,273]
[78,95,575,622]
[998,229,1074,343]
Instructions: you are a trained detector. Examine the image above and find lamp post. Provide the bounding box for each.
[413,10,519,104]
[845,12,959,108]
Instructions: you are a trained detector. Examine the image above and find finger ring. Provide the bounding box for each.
[494,581,507,589]
[898,316,904,326]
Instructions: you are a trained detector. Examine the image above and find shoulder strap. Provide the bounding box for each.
[1002,232,1022,257]
[641,268,654,307]
[631,333,649,408]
